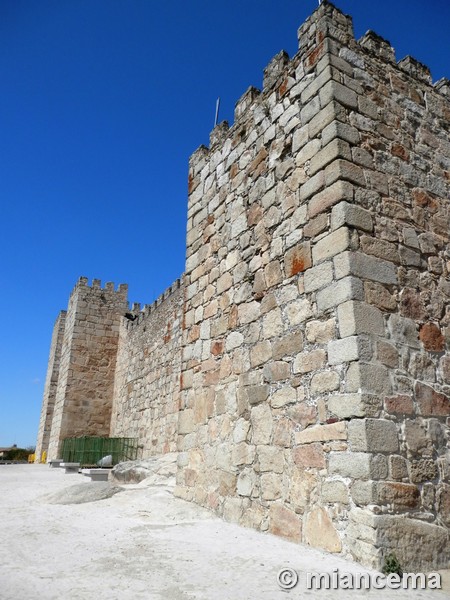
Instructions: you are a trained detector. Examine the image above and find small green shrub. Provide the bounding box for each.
[382,552,403,576]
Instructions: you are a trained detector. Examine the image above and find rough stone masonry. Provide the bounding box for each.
[36,1,450,572]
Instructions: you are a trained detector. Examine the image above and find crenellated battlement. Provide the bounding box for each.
[69,276,128,301]
[125,276,184,329]
[188,0,448,182]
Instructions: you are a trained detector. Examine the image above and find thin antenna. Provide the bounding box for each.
[214,97,220,127]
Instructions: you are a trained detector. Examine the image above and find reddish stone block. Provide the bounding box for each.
[278,77,289,98]
[391,143,409,161]
[204,369,221,386]
[305,41,325,72]
[399,288,427,320]
[228,305,238,329]
[377,481,420,509]
[248,148,268,175]
[218,471,237,496]
[419,322,445,352]
[188,325,200,343]
[384,395,414,415]
[293,443,325,468]
[269,503,302,542]
[207,491,220,510]
[412,188,438,211]
[211,340,224,356]
[229,162,239,179]
[248,203,262,227]
[188,173,196,194]
[415,382,450,417]
[284,242,312,278]
[273,418,295,447]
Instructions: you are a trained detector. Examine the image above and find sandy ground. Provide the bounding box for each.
[0,464,448,600]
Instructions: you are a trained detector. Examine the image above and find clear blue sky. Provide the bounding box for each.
[1,0,449,448]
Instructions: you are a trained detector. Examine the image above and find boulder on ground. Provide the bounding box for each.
[110,453,177,485]
[42,482,123,505]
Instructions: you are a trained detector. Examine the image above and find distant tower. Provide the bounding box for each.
[35,310,66,462]
[43,277,128,460]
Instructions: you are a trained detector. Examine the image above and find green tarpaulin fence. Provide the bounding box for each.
[60,436,139,467]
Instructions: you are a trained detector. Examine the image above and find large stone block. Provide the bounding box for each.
[263,361,290,382]
[377,481,420,509]
[251,403,273,445]
[308,100,347,139]
[388,314,421,349]
[348,419,399,453]
[260,472,283,500]
[243,384,269,406]
[304,261,333,293]
[272,331,303,360]
[310,370,340,394]
[321,480,349,504]
[308,180,354,218]
[309,138,352,176]
[236,468,256,497]
[327,393,367,419]
[334,251,398,284]
[178,409,196,435]
[345,362,392,396]
[331,200,373,232]
[257,445,284,473]
[304,507,342,552]
[415,382,450,417]
[316,276,364,312]
[270,386,297,408]
[319,80,358,109]
[375,515,450,571]
[337,300,384,338]
[293,349,326,373]
[327,335,361,364]
[322,121,360,147]
[312,227,351,264]
[350,480,377,506]
[231,442,255,466]
[328,451,371,479]
[305,318,336,343]
[250,341,272,367]
[294,421,347,444]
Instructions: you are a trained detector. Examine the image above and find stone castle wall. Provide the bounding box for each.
[110,279,184,454]
[36,1,450,571]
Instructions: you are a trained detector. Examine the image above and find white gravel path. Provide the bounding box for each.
[0,464,448,600]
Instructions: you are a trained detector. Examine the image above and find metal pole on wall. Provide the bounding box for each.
[214,97,220,127]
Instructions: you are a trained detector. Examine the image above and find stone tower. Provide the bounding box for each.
[35,310,66,461]
[39,277,128,460]
[175,1,450,570]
